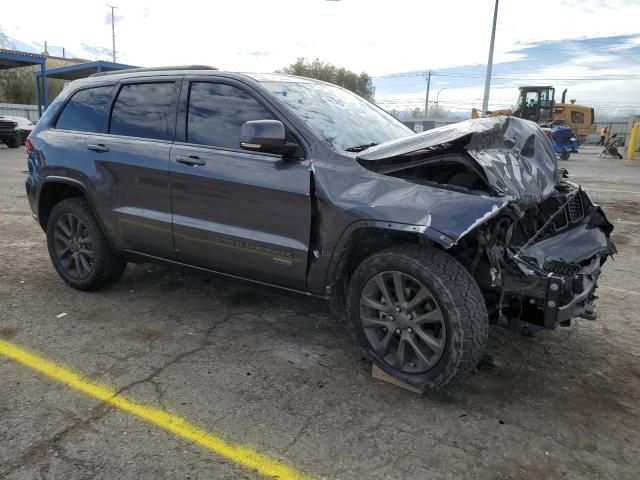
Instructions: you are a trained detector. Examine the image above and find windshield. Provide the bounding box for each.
[261,80,413,151]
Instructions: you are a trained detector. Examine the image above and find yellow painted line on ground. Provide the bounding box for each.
[0,340,310,480]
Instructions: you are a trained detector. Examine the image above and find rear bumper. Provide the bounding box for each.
[25,172,40,223]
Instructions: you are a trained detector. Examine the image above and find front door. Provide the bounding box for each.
[169,80,311,289]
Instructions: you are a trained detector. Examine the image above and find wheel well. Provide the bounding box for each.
[38,182,85,230]
[328,227,434,313]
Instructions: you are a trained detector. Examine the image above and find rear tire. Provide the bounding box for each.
[559,151,570,160]
[46,197,126,290]
[347,245,488,389]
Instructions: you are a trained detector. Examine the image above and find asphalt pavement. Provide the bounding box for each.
[1,144,639,479]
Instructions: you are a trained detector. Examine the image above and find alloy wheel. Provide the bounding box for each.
[53,213,95,279]
[359,271,446,373]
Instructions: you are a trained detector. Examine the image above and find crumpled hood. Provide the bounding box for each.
[357,116,558,208]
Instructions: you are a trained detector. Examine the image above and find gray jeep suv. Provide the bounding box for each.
[26,67,616,388]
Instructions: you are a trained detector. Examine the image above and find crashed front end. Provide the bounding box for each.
[460,182,616,332]
[356,116,616,332]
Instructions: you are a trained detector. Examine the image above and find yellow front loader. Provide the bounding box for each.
[472,86,595,140]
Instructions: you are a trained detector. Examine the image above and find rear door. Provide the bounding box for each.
[88,78,180,257]
[169,78,311,289]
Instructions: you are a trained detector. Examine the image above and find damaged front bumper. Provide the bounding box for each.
[503,255,603,332]
[497,194,616,332]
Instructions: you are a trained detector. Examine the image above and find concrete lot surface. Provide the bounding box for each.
[1,144,639,479]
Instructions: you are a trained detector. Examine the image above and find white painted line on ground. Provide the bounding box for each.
[599,286,640,296]
[587,189,640,196]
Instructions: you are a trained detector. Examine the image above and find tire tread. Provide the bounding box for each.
[46,197,126,291]
[347,245,488,389]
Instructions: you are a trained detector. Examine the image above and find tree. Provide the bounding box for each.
[0,26,66,105]
[0,67,66,105]
[278,58,375,101]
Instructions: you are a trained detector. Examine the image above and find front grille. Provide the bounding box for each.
[0,120,17,131]
[566,193,584,223]
[544,259,581,276]
[552,210,569,230]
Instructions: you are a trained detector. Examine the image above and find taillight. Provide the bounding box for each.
[25,137,33,154]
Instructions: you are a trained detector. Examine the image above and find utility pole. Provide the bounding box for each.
[107,4,118,63]
[424,70,432,119]
[481,0,499,116]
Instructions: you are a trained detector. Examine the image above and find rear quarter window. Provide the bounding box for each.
[55,86,114,133]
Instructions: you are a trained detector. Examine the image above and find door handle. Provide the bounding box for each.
[87,143,109,152]
[176,155,206,166]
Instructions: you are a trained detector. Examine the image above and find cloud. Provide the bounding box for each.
[103,9,124,26]
[80,43,113,60]
[1,0,638,114]
[373,32,640,115]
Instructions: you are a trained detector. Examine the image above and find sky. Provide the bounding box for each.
[1,0,639,116]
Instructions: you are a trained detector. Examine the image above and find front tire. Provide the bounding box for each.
[560,151,571,160]
[46,197,126,290]
[8,135,21,148]
[347,246,488,389]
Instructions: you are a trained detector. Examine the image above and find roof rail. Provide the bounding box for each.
[90,65,218,77]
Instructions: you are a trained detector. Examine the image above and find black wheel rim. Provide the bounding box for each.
[53,213,95,279]
[360,271,446,374]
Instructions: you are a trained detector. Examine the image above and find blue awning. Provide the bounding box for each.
[34,60,138,81]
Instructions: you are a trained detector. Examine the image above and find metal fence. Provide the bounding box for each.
[589,115,640,146]
[400,119,459,133]
[0,103,39,122]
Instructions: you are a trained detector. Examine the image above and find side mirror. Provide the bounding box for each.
[240,120,297,156]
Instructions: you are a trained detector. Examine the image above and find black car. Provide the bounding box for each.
[0,116,21,148]
[6,115,36,144]
[25,67,616,388]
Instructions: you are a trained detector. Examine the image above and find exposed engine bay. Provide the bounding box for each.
[449,180,615,332]
[354,117,616,333]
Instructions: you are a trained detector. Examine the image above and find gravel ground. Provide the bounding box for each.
[0,144,639,479]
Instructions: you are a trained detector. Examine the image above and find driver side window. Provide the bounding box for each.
[187,82,275,149]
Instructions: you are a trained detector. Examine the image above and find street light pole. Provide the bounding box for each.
[107,4,118,63]
[424,70,432,119]
[481,0,499,116]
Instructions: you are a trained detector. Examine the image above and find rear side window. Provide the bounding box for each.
[187,82,274,149]
[56,86,113,132]
[109,83,175,140]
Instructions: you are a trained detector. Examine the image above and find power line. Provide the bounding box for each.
[375,71,640,81]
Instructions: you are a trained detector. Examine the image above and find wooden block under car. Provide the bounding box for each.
[371,364,425,394]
